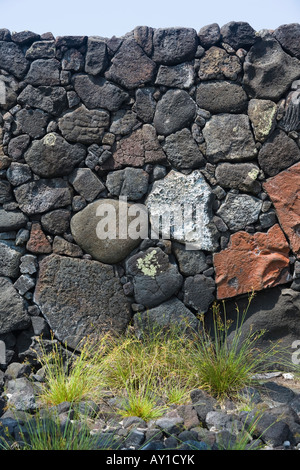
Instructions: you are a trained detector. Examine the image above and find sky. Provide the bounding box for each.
[0,0,300,38]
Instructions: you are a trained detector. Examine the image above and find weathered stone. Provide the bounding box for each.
[0,277,30,334]
[26,222,52,254]
[34,254,131,348]
[13,108,49,139]
[0,71,19,110]
[146,169,217,250]
[155,63,195,89]
[24,132,86,177]
[263,162,300,257]
[258,129,300,177]
[133,297,199,338]
[100,125,166,171]
[73,74,129,112]
[19,254,38,275]
[58,106,110,145]
[277,90,300,132]
[162,128,205,170]
[248,99,277,142]
[14,179,72,215]
[105,39,156,89]
[70,199,144,264]
[172,241,208,276]
[183,275,215,313]
[52,236,83,257]
[109,110,140,136]
[198,46,242,80]
[203,114,257,163]
[196,81,248,114]
[17,85,68,116]
[106,167,149,201]
[134,88,156,123]
[153,89,196,136]
[198,24,221,48]
[243,35,300,100]
[220,22,256,50]
[25,58,60,86]
[152,28,198,65]
[213,224,291,299]
[62,48,84,72]
[0,41,29,79]
[7,134,30,161]
[6,162,32,186]
[55,35,87,48]
[69,168,105,202]
[14,274,35,295]
[25,40,56,59]
[0,240,25,277]
[274,23,300,60]
[217,193,262,232]
[126,247,183,308]
[0,208,28,232]
[40,209,71,235]
[0,180,13,203]
[85,36,108,75]
[215,162,261,194]
[11,30,40,45]
[134,25,154,56]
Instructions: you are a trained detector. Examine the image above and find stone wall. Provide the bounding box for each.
[1,22,300,364]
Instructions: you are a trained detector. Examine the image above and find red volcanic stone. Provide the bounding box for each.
[263,162,300,257]
[213,224,291,299]
[99,124,167,170]
[26,222,52,254]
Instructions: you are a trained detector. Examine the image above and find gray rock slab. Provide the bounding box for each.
[217,193,262,231]
[0,277,30,335]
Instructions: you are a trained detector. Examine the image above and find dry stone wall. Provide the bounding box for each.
[1,22,300,363]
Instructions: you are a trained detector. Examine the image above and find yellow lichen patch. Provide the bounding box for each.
[137,249,160,278]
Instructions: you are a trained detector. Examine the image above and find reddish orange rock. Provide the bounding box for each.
[213,224,291,300]
[263,162,300,257]
[26,222,52,254]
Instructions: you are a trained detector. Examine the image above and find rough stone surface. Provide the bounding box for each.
[69,168,105,202]
[6,163,32,187]
[85,36,108,75]
[0,209,28,232]
[70,199,144,264]
[146,169,217,250]
[126,247,183,308]
[172,241,208,276]
[133,297,199,338]
[100,125,166,170]
[278,89,300,132]
[215,162,261,194]
[264,162,300,257]
[274,23,300,60]
[24,133,86,177]
[183,274,215,313]
[248,99,277,142]
[0,41,29,79]
[162,128,205,170]
[106,167,149,201]
[196,81,248,114]
[213,224,291,299]
[203,114,257,163]
[243,35,300,101]
[217,192,262,231]
[26,222,52,254]
[13,108,49,139]
[198,23,221,48]
[40,209,71,235]
[17,85,68,116]
[14,179,72,215]
[198,46,242,80]
[34,254,131,348]
[153,89,196,136]
[0,241,25,278]
[155,63,195,89]
[105,39,156,89]
[73,74,129,112]
[25,58,60,86]
[152,28,198,65]
[220,21,257,50]
[0,277,30,334]
[258,129,300,177]
[58,105,110,144]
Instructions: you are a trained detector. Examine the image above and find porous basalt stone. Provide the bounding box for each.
[0,277,30,335]
[152,27,198,65]
[214,224,291,299]
[153,89,196,136]
[217,192,262,231]
[58,105,110,144]
[258,129,300,177]
[34,254,131,348]
[196,81,248,114]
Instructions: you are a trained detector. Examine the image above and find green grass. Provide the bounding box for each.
[32,292,288,422]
